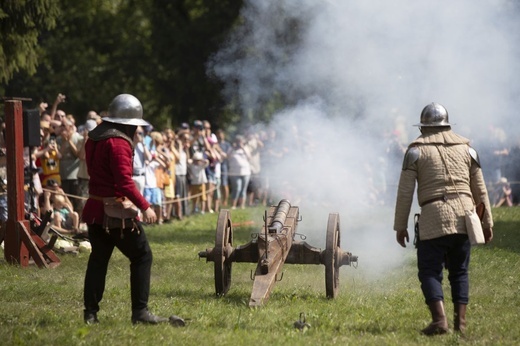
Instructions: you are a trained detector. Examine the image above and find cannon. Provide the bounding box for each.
[198,199,358,307]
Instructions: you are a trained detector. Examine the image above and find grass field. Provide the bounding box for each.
[1,205,519,345]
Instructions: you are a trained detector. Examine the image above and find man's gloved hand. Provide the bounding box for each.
[396,230,409,248]
[483,227,493,243]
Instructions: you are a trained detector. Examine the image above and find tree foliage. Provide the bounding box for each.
[0,0,60,84]
[4,0,156,122]
[149,0,243,129]
[1,0,242,129]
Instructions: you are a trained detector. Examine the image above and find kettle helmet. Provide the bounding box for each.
[414,102,452,127]
[103,94,149,126]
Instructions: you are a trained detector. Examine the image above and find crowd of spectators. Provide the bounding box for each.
[1,94,518,236]
[0,93,280,232]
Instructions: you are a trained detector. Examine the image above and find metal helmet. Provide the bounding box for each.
[103,94,149,126]
[414,102,452,127]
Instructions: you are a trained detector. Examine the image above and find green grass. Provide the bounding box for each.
[1,206,519,345]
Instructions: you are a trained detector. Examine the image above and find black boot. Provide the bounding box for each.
[421,300,449,335]
[454,303,467,333]
[84,311,99,324]
[132,309,169,324]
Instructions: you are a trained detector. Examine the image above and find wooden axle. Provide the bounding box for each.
[199,240,357,267]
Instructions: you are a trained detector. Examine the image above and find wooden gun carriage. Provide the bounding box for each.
[198,199,358,307]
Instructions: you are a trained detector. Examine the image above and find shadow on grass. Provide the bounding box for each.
[164,287,253,306]
[146,224,258,246]
[486,210,520,254]
[164,281,330,309]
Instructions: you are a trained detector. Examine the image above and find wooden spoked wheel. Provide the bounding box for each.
[214,209,233,296]
[325,213,341,298]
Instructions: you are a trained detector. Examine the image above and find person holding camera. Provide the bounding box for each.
[227,134,251,210]
[39,133,62,188]
[58,118,83,212]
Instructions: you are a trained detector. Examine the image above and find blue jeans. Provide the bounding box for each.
[417,234,471,304]
[229,174,250,201]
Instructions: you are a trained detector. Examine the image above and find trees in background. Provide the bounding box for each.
[0,1,60,84]
[0,0,242,129]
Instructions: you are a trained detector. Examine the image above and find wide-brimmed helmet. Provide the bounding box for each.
[414,102,452,127]
[103,94,149,126]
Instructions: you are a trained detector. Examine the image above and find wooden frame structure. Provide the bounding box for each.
[2,99,60,268]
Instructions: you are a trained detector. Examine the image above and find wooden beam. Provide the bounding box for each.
[2,100,60,268]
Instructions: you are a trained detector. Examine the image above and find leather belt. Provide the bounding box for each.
[420,192,472,207]
[89,194,108,201]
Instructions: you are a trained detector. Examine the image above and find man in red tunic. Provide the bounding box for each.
[82,94,184,326]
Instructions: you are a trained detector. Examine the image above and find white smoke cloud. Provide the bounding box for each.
[209,0,520,278]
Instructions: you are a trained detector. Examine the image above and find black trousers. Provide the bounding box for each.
[417,234,471,305]
[83,222,153,314]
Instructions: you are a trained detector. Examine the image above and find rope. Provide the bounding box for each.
[38,184,219,206]
[0,184,219,207]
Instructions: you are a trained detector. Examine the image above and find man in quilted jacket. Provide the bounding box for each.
[393,102,493,335]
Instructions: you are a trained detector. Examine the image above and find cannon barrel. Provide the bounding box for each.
[268,199,291,233]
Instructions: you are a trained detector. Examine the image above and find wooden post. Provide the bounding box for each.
[2,99,60,268]
[3,100,30,265]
